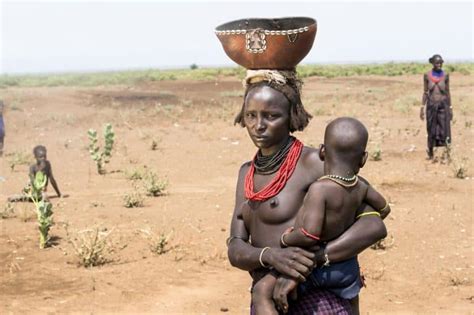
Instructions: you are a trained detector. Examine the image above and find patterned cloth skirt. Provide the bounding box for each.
[426,99,451,147]
[250,287,352,315]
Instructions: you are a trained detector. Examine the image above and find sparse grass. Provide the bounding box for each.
[123,188,145,208]
[124,166,147,181]
[393,96,417,114]
[449,276,471,286]
[150,139,161,151]
[65,225,114,268]
[18,206,36,222]
[312,107,328,116]
[371,234,395,250]
[142,170,168,197]
[7,150,31,171]
[1,63,471,87]
[0,203,15,219]
[452,157,469,179]
[138,228,175,255]
[220,90,244,98]
[9,103,23,111]
[370,145,383,161]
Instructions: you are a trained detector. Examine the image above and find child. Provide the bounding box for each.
[251,117,390,315]
[8,145,61,202]
[29,145,61,199]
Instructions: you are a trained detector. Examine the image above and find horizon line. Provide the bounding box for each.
[1,58,473,76]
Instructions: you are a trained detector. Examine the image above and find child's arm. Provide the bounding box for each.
[47,161,61,197]
[281,183,325,248]
[365,184,390,219]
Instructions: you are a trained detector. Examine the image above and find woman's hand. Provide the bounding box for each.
[265,247,314,281]
[420,106,425,120]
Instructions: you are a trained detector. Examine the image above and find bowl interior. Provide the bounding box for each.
[215,17,315,31]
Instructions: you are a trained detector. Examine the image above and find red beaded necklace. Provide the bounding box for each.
[245,138,303,202]
[428,70,444,84]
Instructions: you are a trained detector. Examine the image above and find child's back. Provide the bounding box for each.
[300,176,370,242]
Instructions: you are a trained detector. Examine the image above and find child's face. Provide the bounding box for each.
[35,150,47,162]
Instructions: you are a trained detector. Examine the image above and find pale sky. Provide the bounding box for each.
[0,0,472,74]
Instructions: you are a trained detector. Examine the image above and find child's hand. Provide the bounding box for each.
[273,276,299,313]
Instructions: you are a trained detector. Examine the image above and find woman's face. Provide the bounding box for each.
[432,59,443,71]
[243,85,290,156]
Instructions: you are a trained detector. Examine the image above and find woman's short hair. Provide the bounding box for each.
[234,80,312,133]
[429,54,444,64]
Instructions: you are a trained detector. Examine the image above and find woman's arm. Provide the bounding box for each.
[315,208,387,265]
[421,73,428,120]
[446,74,453,120]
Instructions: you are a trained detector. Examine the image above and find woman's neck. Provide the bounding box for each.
[259,135,291,156]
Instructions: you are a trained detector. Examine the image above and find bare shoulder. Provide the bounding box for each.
[238,161,251,177]
[300,145,323,176]
[356,175,371,191]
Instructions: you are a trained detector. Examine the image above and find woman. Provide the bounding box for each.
[420,54,452,160]
[227,71,387,314]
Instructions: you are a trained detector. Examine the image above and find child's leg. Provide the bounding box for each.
[349,295,359,315]
[252,272,279,315]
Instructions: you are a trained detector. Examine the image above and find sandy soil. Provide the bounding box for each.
[0,74,473,314]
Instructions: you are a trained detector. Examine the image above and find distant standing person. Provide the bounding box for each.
[420,54,452,160]
[0,100,5,157]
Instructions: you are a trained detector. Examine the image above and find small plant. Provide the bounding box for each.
[123,188,145,208]
[143,171,168,197]
[452,157,468,179]
[0,203,15,219]
[370,234,395,250]
[150,139,159,151]
[66,225,113,267]
[370,146,382,161]
[442,141,453,164]
[124,166,146,181]
[88,123,115,174]
[24,171,53,249]
[139,228,174,255]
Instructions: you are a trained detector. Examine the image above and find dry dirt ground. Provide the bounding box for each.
[0,74,473,314]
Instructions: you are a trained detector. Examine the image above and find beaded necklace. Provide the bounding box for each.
[245,138,303,202]
[254,136,295,175]
[428,70,444,84]
[318,174,359,187]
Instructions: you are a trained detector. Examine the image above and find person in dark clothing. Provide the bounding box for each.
[420,54,452,160]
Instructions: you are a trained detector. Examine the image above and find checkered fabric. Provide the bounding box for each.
[250,288,352,315]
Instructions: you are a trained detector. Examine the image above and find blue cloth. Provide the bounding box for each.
[299,256,362,300]
[431,69,444,78]
[0,115,4,138]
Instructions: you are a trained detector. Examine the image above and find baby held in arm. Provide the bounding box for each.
[251,117,390,315]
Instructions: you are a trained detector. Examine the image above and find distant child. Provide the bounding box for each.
[0,100,5,157]
[8,145,62,202]
[251,117,390,315]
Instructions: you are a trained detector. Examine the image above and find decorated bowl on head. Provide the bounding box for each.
[215,17,317,70]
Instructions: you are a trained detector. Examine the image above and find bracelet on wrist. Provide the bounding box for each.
[259,247,271,268]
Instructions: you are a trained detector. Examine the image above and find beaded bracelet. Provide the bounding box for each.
[259,247,271,268]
